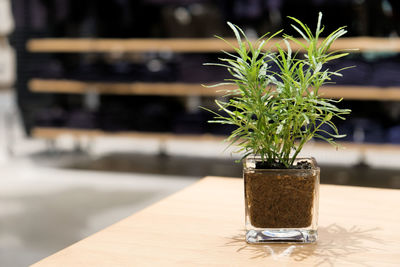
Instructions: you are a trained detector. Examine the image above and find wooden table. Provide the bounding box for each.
[32,177,400,266]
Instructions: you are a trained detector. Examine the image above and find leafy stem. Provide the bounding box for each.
[203,12,352,168]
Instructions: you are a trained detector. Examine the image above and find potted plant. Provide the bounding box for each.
[204,13,351,243]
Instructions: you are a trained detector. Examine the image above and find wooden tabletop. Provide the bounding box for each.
[31,176,400,266]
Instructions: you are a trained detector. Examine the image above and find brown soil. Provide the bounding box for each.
[244,168,316,228]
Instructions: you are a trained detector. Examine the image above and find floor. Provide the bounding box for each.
[0,91,194,266]
[0,90,400,266]
[0,155,198,267]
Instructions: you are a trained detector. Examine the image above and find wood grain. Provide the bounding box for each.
[31,177,400,266]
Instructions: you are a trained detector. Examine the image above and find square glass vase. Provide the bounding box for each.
[244,156,320,244]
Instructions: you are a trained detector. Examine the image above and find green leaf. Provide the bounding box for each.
[289,24,310,42]
[227,22,243,50]
[325,53,349,62]
[315,12,323,38]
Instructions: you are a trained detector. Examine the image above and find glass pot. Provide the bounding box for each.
[244,156,320,243]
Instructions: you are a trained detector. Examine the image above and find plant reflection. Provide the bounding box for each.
[226,224,382,266]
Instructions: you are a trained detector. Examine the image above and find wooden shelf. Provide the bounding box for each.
[32,127,400,152]
[318,86,400,101]
[28,79,232,96]
[26,37,400,53]
[29,79,400,100]
[32,127,226,142]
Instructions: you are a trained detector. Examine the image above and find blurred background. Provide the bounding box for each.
[1,0,400,266]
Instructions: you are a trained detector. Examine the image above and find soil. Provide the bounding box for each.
[245,161,317,228]
[256,160,312,170]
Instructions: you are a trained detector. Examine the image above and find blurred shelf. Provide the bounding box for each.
[32,127,400,152]
[28,79,233,96]
[29,79,400,100]
[26,37,400,53]
[309,140,400,152]
[318,86,400,101]
[27,38,236,53]
[32,127,226,142]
